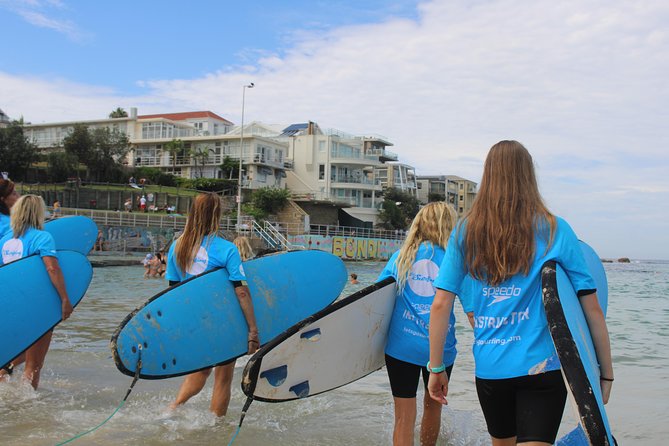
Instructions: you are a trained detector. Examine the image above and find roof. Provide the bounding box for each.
[280,123,309,137]
[137,111,234,125]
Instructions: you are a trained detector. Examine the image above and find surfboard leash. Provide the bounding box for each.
[55,346,143,445]
[226,395,255,446]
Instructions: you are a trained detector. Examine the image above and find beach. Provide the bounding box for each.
[0,259,667,445]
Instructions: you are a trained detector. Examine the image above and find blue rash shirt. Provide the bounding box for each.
[434,216,595,379]
[378,242,457,367]
[166,234,246,282]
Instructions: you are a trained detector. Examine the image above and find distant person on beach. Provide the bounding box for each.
[142,253,154,278]
[428,141,614,446]
[0,195,73,389]
[139,195,147,212]
[95,230,104,251]
[167,193,259,417]
[0,179,19,238]
[129,176,136,185]
[377,201,459,446]
[124,198,132,212]
[349,273,359,284]
[233,235,254,262]
[52,200,61,217]
[155,251,166,277]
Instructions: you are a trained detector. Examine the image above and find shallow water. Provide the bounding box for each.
[1,259,667,445]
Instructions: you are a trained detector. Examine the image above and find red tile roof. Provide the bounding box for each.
[137,111,234,125]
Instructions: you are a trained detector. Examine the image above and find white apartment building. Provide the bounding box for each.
[280,122,399,225]
[21,108,290,191]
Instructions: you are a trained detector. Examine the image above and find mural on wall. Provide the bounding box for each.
[289,235,403,261]
[101,226,177,252]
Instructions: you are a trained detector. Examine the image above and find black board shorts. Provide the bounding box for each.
[385,354,453,399]
[475,369,566,443]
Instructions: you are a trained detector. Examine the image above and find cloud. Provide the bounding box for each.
[1,0,667,257]
[0,0,83,41]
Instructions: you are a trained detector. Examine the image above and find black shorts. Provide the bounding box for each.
[475,370,567,443]
[385,354,453,399]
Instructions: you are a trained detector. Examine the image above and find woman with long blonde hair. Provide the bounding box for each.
[232,235,254,261]
[167,193,259,417]
[377,201,458,446]
[0,195,73,389]
[428,141,613,446]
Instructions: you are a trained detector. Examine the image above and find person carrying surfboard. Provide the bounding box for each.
[166,192,259,417]
[427,141,614,446]
[0,195,73,389]
[378,201,459,446]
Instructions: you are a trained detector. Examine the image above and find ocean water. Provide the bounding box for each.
[0,259,667,445]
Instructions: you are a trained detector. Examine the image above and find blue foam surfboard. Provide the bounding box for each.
[45,216,98,254]
[242,278,397,402]
[542,241,615,445]
[111,250,348,379]
[0,251,93,369]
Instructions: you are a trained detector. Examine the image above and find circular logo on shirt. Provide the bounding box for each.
[187,246,209,276]
[408,259,439,297]
[1,238,24,264]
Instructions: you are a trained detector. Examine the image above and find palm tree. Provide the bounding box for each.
[109,107,128,118]
[164,139,185,169]
[192,145,213,178]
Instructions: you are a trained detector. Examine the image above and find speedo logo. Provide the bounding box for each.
[483,285,522,306]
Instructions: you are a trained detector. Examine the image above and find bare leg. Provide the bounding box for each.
[23,330,53,390]
[169,368,212,409]
[0,352,26,381]
[210,361,236,416]
[492,437,517,446]
[420,391,442,446]
[392,396,417,446]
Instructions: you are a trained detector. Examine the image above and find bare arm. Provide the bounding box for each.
[234,284,259,353]
[427,288,455,404]
[580,292,614,404]
[42,256,73,320]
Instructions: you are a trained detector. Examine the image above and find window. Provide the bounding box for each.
[459,195,463,201]
[318,140,326,152]
[319,164,325,180]
[459,183,463,189]
[459,207,464,213]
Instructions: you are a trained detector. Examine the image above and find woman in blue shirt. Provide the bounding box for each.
[0,195,73,389]
[378,202,458,446]
[167,193,259,417]
[427,141,613,445]
[0,178,20,238]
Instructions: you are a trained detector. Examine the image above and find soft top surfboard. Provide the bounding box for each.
[111,250,348,379]
[0,251,94,369]
[242,277,397,402]
[45,216,98,254]
[543,241,616,445]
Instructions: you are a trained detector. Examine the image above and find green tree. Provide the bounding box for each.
[428,192,446,202]
[376,188,420,230]
[242,187,290,220]
[0,122,39,180]
[63,123,93,170]
[46,151,78,182]
[164,139,185,170]
[109,107,128,118]
[219,155,239,179]
[89,127,130,181]
[192,145,213,178]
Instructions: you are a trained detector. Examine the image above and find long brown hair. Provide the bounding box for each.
[464,140,555,286]
[0,179,15,216]
[174,193,222,273]
[395,202,457,294]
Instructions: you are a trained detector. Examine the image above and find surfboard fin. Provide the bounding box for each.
[300,328,321,342]
[260,365,288,387]
[289,381,310,398]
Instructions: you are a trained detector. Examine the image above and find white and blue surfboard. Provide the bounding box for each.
[242,277,397,401]
[543,241,616,445]
[45,216,98,254]
[0,251,93,369]
[111,250,348,379]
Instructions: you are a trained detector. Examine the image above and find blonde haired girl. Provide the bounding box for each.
[0,195,73,389]
[428,141,613,445]
[377,201,458,446]
[233,235,254,261]
[167,193,259,417]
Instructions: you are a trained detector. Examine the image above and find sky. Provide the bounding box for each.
[1,0,667,259]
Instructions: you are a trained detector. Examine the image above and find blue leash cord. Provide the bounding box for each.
[55,348,143,445]
[227,396,254,446]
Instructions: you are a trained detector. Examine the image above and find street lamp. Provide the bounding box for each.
[237,82,254,233]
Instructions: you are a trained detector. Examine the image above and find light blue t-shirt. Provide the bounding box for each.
[434,216,595,379]
[0,213,10,239]
[166,234,246,282]
[0,227,57,264]
[378,242,457,367]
